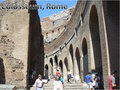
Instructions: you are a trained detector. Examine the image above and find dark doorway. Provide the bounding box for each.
[64,58,68,71]
[45,64,49,79]
[89,5,103,75]
[59,60,63,75]
[0,57,5,84]
[50,58,53,76]
[54,55,58,70]
[75,47,81,78]
[82,38,88,80]
[69,44,74,74]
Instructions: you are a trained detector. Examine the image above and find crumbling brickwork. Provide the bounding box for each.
[0,0,44,89]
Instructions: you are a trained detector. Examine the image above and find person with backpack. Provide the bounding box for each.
[58,74,64,89]
[53,76,63,90]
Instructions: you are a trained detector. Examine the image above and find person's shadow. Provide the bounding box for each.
[0,57,5,84]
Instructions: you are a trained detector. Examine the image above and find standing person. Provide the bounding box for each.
[53,76,63,90]
[94,74,100,89]
[85,72,93,90]
[58,74,64,89]
[109,70,117,90]
[56,70,60,76]
[33,74,44,90]
[67,69,72,83]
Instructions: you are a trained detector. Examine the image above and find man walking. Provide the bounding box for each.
[33,74,44,90]
[85,72,93,90]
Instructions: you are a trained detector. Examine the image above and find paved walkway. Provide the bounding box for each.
[31,79,87,90]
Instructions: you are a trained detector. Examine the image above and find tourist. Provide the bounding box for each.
[33,74,44,90]
[85,72,93,90]
[56,69,60,76]
[53,76,63,90]
[109,70,117,90]
[30,69,36,85]
[67,69,72,83]
[58,74,64,88]
[94,74,101,89]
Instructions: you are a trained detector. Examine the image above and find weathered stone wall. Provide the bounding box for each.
[41,7,75,43]
[103,1,119,88]
[0,0,44,89]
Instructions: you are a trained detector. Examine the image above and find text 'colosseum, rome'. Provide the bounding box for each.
[0,0,119,90]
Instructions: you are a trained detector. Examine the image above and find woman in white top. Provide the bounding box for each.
[53,76,63,90]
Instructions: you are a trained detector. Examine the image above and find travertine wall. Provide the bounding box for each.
[0,0,44,89]
[41,7,75,44]
[44,1,119,89]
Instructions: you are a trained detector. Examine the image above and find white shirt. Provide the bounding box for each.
[33,78,43,88]
[68,71,71,74]
[53,81,63,90]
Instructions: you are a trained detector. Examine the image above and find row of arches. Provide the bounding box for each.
[44,5,103,84]
[44,38,88,81]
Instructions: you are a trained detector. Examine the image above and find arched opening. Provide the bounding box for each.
[75,47,81,78]
[69,44,74,74]
[54,55,58,70]
[69,44,73,63]
[82,38,88,80]
[50,58,53,76]
[64,58,68,71]
[0,57,5,84]
[89,5,103,76]
[45,64,49,79]
[59,60,63,75]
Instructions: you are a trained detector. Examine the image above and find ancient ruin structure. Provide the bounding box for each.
[41,7,75,44]
[0,0,44,89]
[44,1,119,89]
[0,0,119,89]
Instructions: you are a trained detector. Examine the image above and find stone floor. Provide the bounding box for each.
[30,79,87,90]
[0,84,16,90]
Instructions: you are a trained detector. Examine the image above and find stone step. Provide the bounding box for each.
[0,84,16,90]
[44,84,83,87]
[31,87,87,90]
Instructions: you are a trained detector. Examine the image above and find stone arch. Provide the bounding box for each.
[64,57,68,71]
[0,57,5,84]
[69,44,74,75]
[59,60,63,75]
[50,58,53,76]
[63,57,69,79]
[82,38,88,80]
[45,64,49,79]
[54,55,58,70]
[89,5,103,75]
[75,47,81,78]
[69,44,73,63]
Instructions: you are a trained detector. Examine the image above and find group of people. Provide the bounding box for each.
[53,70,64,90]
[33,69,65,90]
[85,70,117,90]
[85,72,103,90]
[33,69,117,90]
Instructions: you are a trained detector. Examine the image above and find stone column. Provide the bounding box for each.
[53,59,56,76]
[63,63,67,80]
[80,55,84,82]
[74,57,80,81]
